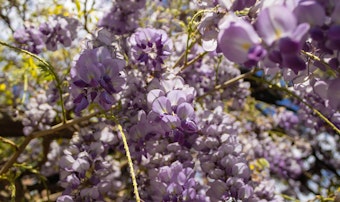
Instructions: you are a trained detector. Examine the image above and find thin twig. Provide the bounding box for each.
[0,10,14,33]
[196,70,253,101]
[0,136,18,151]
[301,50,338,76]
[83,0,91,34]
[280,193,300,202]
[0,109,104,175]
[114,117,140,202]
[179,51,207,72]
[171,35,200,69]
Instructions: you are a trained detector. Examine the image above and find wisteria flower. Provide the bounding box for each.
[218,14,266,65]
[70,46,126,113]
[256,5,310,73]
[129,28,173,72]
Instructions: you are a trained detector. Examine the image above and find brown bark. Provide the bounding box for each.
[0,109,24,137]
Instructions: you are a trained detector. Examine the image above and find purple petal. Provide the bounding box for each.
[152,96,172,115]
[331,2,340,24]
[72,158,90,174]
[99,91,114,105]
[181,120,198,133]
[282,54,306,73]
[177,172,186,186]
[327,25,340,40]
[327,78,340,110]
[73,79,88,87]
[74,94,89,113]
[218,21,260,63]
[294,0,326,26]
[176,103,195,120]
[167,90,187,108]
[313,80,328,99]
[206,180,228,199]
[232,162,250,179]
[291,23,310,43]
[147,89,165,108]
[238,185,253,199]
[161,115,181,130]
[256,5,297,45]
[279,37,300,54]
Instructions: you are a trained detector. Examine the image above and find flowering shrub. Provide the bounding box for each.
[0,0,339,201]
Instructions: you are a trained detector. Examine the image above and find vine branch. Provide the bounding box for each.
[0,109,105,175]
[248,75,340,135]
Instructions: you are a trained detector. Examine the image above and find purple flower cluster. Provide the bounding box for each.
[295,1,340,69]
[129,28,173,74]
[14,26,45,54]
[147,161,207,201]
[195,0,340,89]
[273,108,299,130]
[217,5,310,72]
[218,14,267,67]
[260,135,306,179]
[239,115,312,180]
[257,5,310,73]
[147,89,197,135]
[181,54,251,110]
[314,132,340,169]
[39,16,79,51]
[126,75,198,163]
[70,46,126,114]
[14,16,78,53]
[98,0,146,35]
[57,123,121,201]
[294,77,340,130]
[22,91,57,135]
[195,108,261,201]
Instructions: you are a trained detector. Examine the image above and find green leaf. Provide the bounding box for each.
[37,63,53,80]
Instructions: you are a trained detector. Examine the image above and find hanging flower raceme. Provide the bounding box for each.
[129,28,173,73]
[14,26,45,54]
[14,16,79,53]
[98,0,146,35]
[70,47,126,114]
[39,16,79,51]
[57,123,121,201]
[147,75,198,136]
